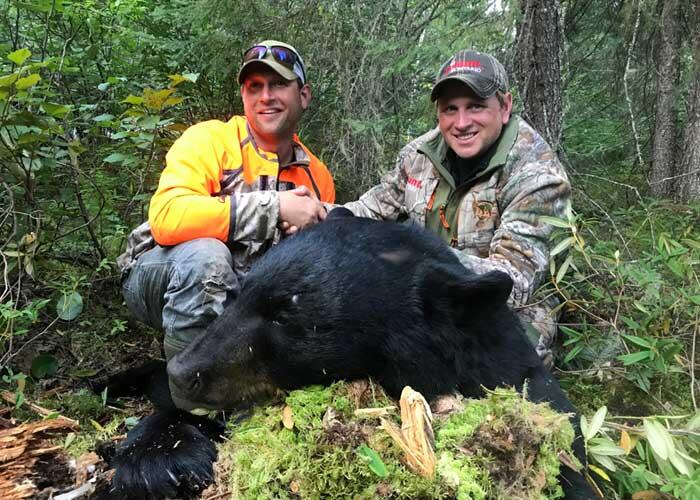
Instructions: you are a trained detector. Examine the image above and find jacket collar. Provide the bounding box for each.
[418,115,520,188]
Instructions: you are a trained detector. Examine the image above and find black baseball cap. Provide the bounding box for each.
[431,49,509,101]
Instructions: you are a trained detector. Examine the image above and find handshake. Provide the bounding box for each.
[278,185,328,236]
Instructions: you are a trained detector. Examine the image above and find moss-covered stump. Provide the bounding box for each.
[212,382,576,500]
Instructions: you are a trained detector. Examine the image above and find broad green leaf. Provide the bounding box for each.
[103,152,128,163]
[592,453,616,471]
[42,102,70,118]
[15,73,41,90]
[137,115,160,129]
[580,414,588,441]
[357,445,388,477]
[668,448,694,476]
[164,96,184,107]
[687,295,700,306]
[539,215,571,228]
[644,419,674,461]
[0,73,20,88]
[8,48,31,65]
[122,94,143,105]
[617,351,652,365]
[686,411,700,431]
[168,74,187,85]
[585,406,607,441]
[555,254,572,284]
[588,442,626,456]
[622,334,651,349]
[30,353,58,379]
[550,236,574,258]
[93,113,114,122]
[57,291,83,321]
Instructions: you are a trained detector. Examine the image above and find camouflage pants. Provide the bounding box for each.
[122,238,240,361]
[514,295,561,369]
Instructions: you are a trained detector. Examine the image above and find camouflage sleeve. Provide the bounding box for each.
[454,154,570,307]
[230,191,280,243]
[340,146,413,220]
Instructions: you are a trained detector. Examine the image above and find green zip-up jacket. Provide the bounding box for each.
[343,116,571,307]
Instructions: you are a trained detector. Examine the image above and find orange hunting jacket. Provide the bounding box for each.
[148,115,335,247]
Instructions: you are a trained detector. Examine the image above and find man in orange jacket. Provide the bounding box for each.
[117,41,335,368]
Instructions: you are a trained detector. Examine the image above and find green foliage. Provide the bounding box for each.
[580,405,700,498]
[542,199,700,496]
[218,384,576,499]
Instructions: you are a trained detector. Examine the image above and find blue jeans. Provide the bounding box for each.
[122,238,240,360]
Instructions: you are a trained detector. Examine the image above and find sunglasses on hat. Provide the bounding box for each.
[242,44,306,82]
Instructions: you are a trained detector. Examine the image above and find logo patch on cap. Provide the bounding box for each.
[443,60,482,75]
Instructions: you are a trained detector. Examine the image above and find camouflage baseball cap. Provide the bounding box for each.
[431,50,509,101]
[238,40,307,85]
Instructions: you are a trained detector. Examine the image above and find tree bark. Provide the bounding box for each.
[514,0,563,150]
[679,0,700,201]
[649,0,681,198]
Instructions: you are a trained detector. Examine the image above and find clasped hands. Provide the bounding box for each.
[278,186,327,236]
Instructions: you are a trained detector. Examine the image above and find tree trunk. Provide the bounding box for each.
[649,0,681,198]
[679,0,700,201]
[514,0,563,150]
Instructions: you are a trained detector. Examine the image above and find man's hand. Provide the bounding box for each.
[278,186,326,235]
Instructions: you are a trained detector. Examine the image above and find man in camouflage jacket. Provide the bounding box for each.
[344,50,570,367]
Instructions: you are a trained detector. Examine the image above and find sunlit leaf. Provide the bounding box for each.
[539,215,571,228]
[93,113,114,122]
[643,419,673,461]
[686,412,700,431]
[585,406,607,441]
[588,464,610,481]
[143,87,176,110]
[588,441,625,456]
[90,419,105,432]
[42,102,70,118]
[550,236,574,258]
[555,254,572,283]
[122,94,144,105]
[591,453,616,471]
[15,73,41,90]
[8,48,31,65]
[668,448,694,476]
[0,73,20,88]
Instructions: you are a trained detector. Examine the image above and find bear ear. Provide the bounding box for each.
[417,263,513,312]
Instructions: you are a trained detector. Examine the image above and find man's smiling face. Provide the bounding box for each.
[241,67,310,147]
[436,81,512,160]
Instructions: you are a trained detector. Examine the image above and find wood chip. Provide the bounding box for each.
[380,386,436,477]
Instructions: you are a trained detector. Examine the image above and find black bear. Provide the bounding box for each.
[107,210,596,499]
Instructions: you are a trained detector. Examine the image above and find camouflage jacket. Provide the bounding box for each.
[343,116,570,306]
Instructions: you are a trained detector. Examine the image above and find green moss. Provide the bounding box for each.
[218,384,577,499]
